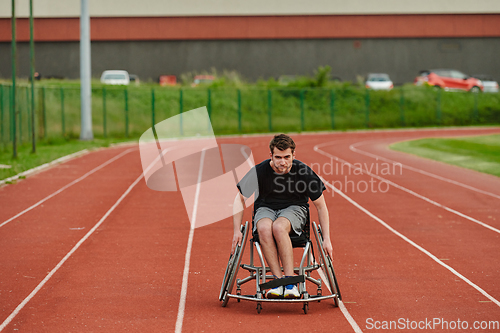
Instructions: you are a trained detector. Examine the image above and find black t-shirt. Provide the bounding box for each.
[237,159,326,210]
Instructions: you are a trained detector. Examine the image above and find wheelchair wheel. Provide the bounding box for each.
[313,222,342,306]
[323,251,342,304]
[220,222,249,307]
[219,251,237,304]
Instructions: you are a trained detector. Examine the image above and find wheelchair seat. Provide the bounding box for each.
[251,206,310,248]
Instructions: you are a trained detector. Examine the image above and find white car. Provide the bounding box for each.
[365,73,394,90]
[100,70,130,85]
[472,75,499,93]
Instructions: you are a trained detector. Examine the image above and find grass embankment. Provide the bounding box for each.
[390,134,500,177]
[2,81,500,144]
[0,138,133,181]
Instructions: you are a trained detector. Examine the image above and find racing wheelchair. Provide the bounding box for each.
[219,209,341,314]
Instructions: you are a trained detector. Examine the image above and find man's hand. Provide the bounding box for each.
[232,193,245,254]
[231,230,242,254]
[322,237,334,260]
[312,194,333,259]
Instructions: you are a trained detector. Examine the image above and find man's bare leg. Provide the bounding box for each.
[256,218,283,278]
[272,217,294,276]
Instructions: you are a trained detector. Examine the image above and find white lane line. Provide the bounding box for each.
[0,172,145,331]
[314,143,500,235]
[0,148,136,229]
[338,301,362,333]
[316,268,363,333]
[175,149,206,333]
[350,140,500,200]
[319,178,500,308]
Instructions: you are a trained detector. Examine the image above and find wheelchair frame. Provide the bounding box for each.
[220,219,342,314]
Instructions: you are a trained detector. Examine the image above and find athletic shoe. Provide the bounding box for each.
[284,284,300,299]
[266,286,283,299]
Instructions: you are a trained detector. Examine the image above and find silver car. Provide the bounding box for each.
[100,70,130,85]
[472,75,499,93]
[365,73,394,91]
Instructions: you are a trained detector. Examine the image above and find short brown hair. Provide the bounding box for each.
[269,134,295,155]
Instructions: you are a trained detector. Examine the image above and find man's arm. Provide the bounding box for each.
[312,194,333,259]
[231,192,246,254]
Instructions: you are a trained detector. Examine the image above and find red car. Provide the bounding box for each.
[191,75,215,87]
[414,69,483,92]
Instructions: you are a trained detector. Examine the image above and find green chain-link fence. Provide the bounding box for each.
[1,84,499,148]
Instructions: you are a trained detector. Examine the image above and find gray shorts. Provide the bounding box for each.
[254,205,308,236]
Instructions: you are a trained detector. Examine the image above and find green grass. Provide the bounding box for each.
[0,137,134,181]
[390,134,500,177]
[2,82,499,143]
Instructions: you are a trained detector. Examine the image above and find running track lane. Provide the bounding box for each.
[311,131,500,295]
[292,129,500,329]
[0,146,141,330]
[0,147,135,224]
[1,128,499,332]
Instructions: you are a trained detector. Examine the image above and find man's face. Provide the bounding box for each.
[270,147,295,174]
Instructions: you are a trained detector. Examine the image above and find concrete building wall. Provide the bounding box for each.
[2,38,499,84]
[2,0,500,18]
[2,1,499,83]
[3,15,500,43]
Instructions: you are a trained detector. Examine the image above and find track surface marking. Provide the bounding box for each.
[350,140,500,200]
[0,127,499,332]
[315,142,500,234]
[0,148,135,229]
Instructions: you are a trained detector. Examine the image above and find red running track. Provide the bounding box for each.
[0,127,499,332]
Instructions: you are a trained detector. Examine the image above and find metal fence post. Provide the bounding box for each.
[61,87,65,136]
[30,0,35,153]
[330,89,335,129]
[237,89,242,132]
[365,89,370,128]
[207,88,211,119]
[0,85,3,143]
[300,89,305,132]
[124,89,129,137]
[26,87,30,143]
[19,87,23,143]
[102,87,107,137]
[436,88,442,125]
[30,78,36,152]
[11,0,17,158]
[10,85,14,142]
[267,89,272,132]
[42,86,46,138]
[473,91,479,123]
[179,89,183,135]
[400,88,405,127]
[151,88,155,128]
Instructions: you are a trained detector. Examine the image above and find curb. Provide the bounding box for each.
[0,149,89,186]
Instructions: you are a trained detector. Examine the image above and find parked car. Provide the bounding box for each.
[129,74,140,85]
[472,74,499,93]
[278,75,297,85]
[191,75,215,87]
[414,69,483,92]
[159,75,177,86]
[365,73,393,90]
[100,70,130,85]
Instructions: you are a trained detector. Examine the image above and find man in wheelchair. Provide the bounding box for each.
[232,134,333,299]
